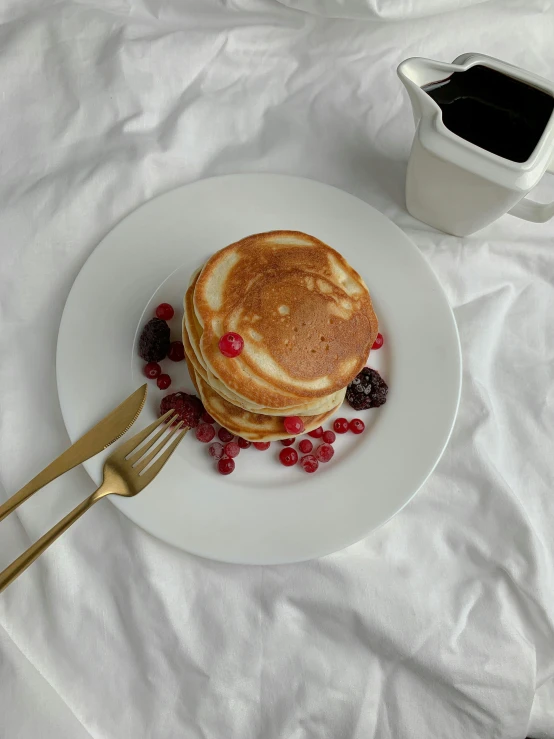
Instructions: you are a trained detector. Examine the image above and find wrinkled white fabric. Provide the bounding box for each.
[1,1,554,737]
[275,0,488,20]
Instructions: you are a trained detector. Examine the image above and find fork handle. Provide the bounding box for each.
[0,492,100,594]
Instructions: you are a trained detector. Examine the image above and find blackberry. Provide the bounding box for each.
[160,391,204,428]
[346,367,388,411]
[139,318,170,362]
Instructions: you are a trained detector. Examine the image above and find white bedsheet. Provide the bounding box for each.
[1,1,554,737]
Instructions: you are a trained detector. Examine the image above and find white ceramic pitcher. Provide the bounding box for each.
[397,53,554,236]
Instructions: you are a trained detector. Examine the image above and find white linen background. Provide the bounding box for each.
[1,0,553,737]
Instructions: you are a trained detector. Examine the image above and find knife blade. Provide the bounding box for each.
[0,384,148,523]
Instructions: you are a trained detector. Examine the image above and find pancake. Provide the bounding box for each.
[183,268,208,372]
[186,357,342,442]
[194,230,378,408]
[183,271,346,416]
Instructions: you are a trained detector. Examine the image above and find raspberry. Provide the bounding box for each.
[279,448,298,467]
[218,457,235,475]
[254,442,270,451]
[346,368,388,411]
[238,437,251,449]
[322,430,336,444]
[201,411,215,424]
[300,454,318,473]
[308,426,323,439]
[224,441,240,458]
[155,303,174,321]
[284,416,305,435]
[196,423,215,443]
[218,428,234,443]
[333,418,349,434]
[160,392,204,428]
[168,341,185,362]
[144,362,161,379]
[208,442,224,459]
[139,318,170,362]
[219,333,244,358]
[315,444,334,463]
[349,418,365,434]
[280,438,295,446]
[157,374,171,390]
[298,439,313,454]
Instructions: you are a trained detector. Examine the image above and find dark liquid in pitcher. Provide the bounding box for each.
[422,65,554,162]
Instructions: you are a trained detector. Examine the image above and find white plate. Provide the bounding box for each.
[57,174,461,565]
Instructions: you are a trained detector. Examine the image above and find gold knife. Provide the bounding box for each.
[0,384,148,522]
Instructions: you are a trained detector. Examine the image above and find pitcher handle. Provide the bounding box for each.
[509,160,554,223]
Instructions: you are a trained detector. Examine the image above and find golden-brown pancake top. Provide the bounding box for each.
[184,271,347,416]
[194,231,379,407]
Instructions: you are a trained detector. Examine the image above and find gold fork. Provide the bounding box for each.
[0,411,187,594]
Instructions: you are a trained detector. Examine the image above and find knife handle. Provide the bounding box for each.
[0,384,147,524]
[0,448,86,523]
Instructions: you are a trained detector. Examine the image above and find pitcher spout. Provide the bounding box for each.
[397,57,457,125]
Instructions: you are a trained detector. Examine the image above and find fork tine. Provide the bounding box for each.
[114,410,176,459]
[127,419,175,464]
[133,421,185,473]
[137,426,188,485]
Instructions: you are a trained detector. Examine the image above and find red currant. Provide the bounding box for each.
[157,374,171,390]
[284,416,305,435]
[279,448,298,467]
[201,411,215,424]
[224,441,240,459]
[300,454,319,473]
[155,303,174,321]
[168,341,185,362]
[315,444,334,463]
[333,418,349,434]
[208,442,224,459]
[144,362,161,379]
[298,439,313,454]
[238,437,251,449]
[372,333,384,350]
[280,438,295,446]
[195,423,216,443]
[253,442,271,451]
[308,426,323,439]
[218,457,235,475]
[218,428,234,443]
[349,418,365,434]
[218,333,244,358]
[322,430,336,444]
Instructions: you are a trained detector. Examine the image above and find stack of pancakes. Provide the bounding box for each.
[183,231,378,441]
